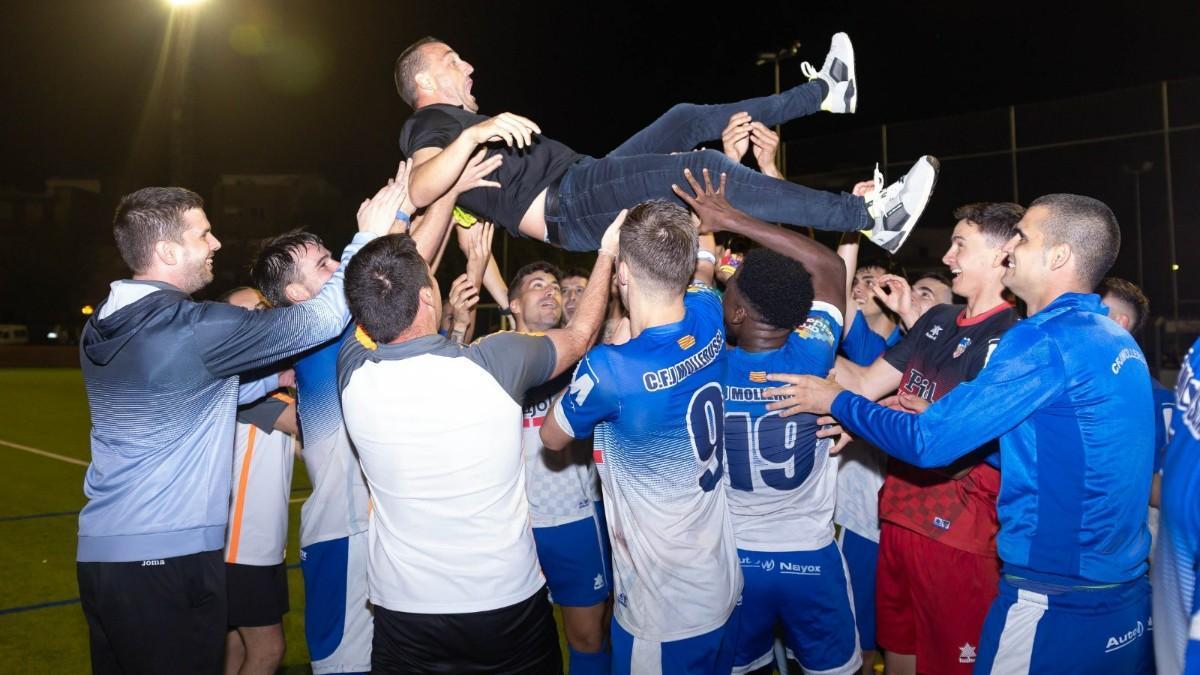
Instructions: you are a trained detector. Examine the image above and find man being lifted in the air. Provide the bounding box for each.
[395,33,938,254]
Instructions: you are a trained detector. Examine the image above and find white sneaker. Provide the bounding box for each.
[801,32,857,114]
[864,156,940,254]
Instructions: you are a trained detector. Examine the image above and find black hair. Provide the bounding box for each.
[507,261,562,302]
[736,248,815,330]
[953,202,1025,246]
[345,234,431,343]
[112,187,205,274]
[250,230,328,307]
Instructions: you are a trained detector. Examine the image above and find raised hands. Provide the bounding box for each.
[446,274,479,343]
[721,112,752,163]
[358,159,413,236]
[453,148,503,195]
[598,209,628,259]
[469,112,541,150]
[672,168,736,234]
[749,122,782,179]
[463,221,495,286]
[871,273,921,329]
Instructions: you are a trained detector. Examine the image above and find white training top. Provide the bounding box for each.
[339,330,557,614]
[522,380,600,529]
[225,394,295,566]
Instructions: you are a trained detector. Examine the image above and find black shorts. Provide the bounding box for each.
[226,561,289,627]
[77,549,226,675]
[372,586,562,674]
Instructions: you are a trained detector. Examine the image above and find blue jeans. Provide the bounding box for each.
[548,81,870,251]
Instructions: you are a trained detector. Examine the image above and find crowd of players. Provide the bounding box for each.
[72,32,1200,675]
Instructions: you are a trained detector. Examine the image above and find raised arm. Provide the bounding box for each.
[196,172,407,377]
[408,148,503,264]
[539,212,625,376]
[408,112,540,208]
[673,168,845,318]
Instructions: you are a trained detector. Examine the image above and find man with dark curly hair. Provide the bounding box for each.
[675,169,860,674]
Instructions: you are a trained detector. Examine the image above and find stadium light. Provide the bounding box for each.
[167,0,206,6]
[1172,264,1181,271]
[81,305,94,316]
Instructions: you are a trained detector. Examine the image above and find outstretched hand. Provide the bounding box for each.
[761,371,844,417]
[871,273,921,329]
[469,112,541,150]
[358,160,413,236]
[672,168,736,234]
[463,221,495,285]
[721,112,752,163]
[446,273,480,328]
[453,149,503,195]
[598,209,628,259]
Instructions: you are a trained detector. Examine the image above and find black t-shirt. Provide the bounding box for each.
[398,104,582,237]
[884,302,1019,403]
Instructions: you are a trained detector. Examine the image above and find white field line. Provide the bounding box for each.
[0,437,310,502]
[0,438,88,467]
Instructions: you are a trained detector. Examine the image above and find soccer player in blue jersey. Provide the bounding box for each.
[678,169,861,674]
[765,194,1155,674]
[541,190,740,675]
[1153,336,1200,675]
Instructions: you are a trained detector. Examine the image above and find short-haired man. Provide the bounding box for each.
[678,171,861,674]
[76,177,404,674]
[219,286,299,675]
[251,231,375,674]
[394,34,938,254]
[337,214,622,673]
[508,261,611,674]
[832,201,1023,675]
[769,194,1155,674]
[560,267,590,324]
[910,271,955,321]
[541,194,740,674]
[1152,336,1200,674]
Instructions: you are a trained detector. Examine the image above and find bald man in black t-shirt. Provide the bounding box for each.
[392,35,940,254]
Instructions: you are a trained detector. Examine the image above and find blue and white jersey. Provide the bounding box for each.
[1153,338,1200,675]
[832,293,1153,585]
[553,285,740,642]
[294,328,370,548]
[725,301,842,552]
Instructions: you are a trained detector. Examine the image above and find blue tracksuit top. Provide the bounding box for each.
[832,292,1153,585]
[76,231,374,563]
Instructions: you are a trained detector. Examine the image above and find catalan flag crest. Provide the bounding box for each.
[749,371,767,383]
[677,335,697,350]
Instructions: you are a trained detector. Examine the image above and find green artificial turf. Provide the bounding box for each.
[0,369,573,673]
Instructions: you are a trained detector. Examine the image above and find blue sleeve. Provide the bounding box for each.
[841,309,889,366]
[552,348,620,440]
[831,323,1066,468]
[1154,383,1175,473]
[196,232,375,377]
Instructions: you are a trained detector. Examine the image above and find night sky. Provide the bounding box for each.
[2,1,1199,339]
[3,1,1197,192]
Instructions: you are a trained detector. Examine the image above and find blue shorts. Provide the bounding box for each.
[837,527,878,651]
[532,514,610,607]
[732,544,861,674]
[299,532,373,674]
[612,605,740,675]
[974,576,1153,675]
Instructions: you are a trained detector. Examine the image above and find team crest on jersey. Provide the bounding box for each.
[749,371,767,383]
[952,337,972,359]
[926,325,944,340]
[958,643,976,663]
[795,317,835,346]
[677,335,697,350]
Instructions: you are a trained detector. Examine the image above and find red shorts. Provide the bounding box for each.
[875,522,1000,674]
